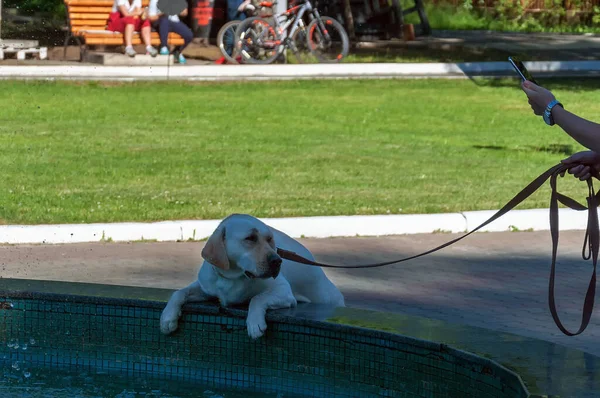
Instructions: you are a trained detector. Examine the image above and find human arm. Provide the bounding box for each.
[521,81,600,155]
[552,106,600,155]
[118,5,134,16]
[238,0,253,11]
[148,11,163,22]
[117,0,142,16]
[130,0,144,16]
[147,0,163,21]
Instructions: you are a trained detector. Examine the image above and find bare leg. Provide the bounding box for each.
[141,25,153,47]
[160,280,210,335]
[124,24,134,48]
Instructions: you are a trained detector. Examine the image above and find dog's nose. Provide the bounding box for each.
[269,257,282,269]
[268,256,282,278]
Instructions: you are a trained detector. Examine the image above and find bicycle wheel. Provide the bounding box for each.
[217,20,242,64]
[306,16,349,63]
[234,16,281,65]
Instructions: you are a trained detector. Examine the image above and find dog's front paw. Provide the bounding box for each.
[160,307,181,335]
[246,314,267,340]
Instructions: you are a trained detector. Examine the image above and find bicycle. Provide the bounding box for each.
[233,0,349,65]
[216,1,275,64]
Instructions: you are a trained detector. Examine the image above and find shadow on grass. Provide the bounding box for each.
[473,143,574,156]
[466,76,600,92]
[345,45,521,64]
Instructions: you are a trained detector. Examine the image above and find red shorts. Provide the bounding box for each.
[106,12,150,32]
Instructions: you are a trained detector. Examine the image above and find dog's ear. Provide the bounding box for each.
[201,225,229,270]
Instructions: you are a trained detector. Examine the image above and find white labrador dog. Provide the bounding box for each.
[160,213,345,339]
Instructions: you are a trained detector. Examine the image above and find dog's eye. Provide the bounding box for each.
[266,236,273,243]
[245,235,257,243]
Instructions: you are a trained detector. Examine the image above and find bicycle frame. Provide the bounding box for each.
[239,0,335,60]
[269,0,326,54]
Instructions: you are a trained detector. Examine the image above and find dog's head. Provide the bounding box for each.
[201,214,282,279]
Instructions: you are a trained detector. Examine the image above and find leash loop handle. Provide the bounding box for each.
[548,172,598,336]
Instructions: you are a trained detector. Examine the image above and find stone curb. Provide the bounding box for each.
[1,60,600,81]
[0,208,589,244]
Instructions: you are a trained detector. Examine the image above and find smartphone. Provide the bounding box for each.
[508,56,538,85]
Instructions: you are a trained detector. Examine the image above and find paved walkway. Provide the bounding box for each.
[3,30,600,81]
[4,29,600,67]
[2,229,599,356]
[426,30,600,60]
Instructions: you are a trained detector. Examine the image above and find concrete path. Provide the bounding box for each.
[2,229,599,356]
[431,30,600,60]
[3,30,600,80]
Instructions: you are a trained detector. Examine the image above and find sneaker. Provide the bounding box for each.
[172,50,186,64]
[159,46,169,56]
[215,56,227,65]
[125,46,136,57]
[146,46,158,57]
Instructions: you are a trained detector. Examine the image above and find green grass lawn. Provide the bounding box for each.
[0,78,596,225]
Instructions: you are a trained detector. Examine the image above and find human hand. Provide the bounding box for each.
[521,81,556,116]
[180,8,188,17]
[561,151,600,181]
[238,0,252,12]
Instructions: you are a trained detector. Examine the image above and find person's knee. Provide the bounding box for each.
[158,16,169,28]
[182,26,194,44]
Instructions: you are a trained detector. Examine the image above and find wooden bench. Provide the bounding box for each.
[64,0,186,60]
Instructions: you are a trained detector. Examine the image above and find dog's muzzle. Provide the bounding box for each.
[245,255,282,279]
[267,255,282,279]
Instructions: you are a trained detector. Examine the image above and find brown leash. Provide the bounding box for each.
[277,163,599,336]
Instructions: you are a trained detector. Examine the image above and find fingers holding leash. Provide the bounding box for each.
[560,150,600,180]
[567,164,592,181]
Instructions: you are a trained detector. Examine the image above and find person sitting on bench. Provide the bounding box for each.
[107,0,158,57]
[147,0,194,64]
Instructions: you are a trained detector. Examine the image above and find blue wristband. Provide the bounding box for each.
[543,99,562,126]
